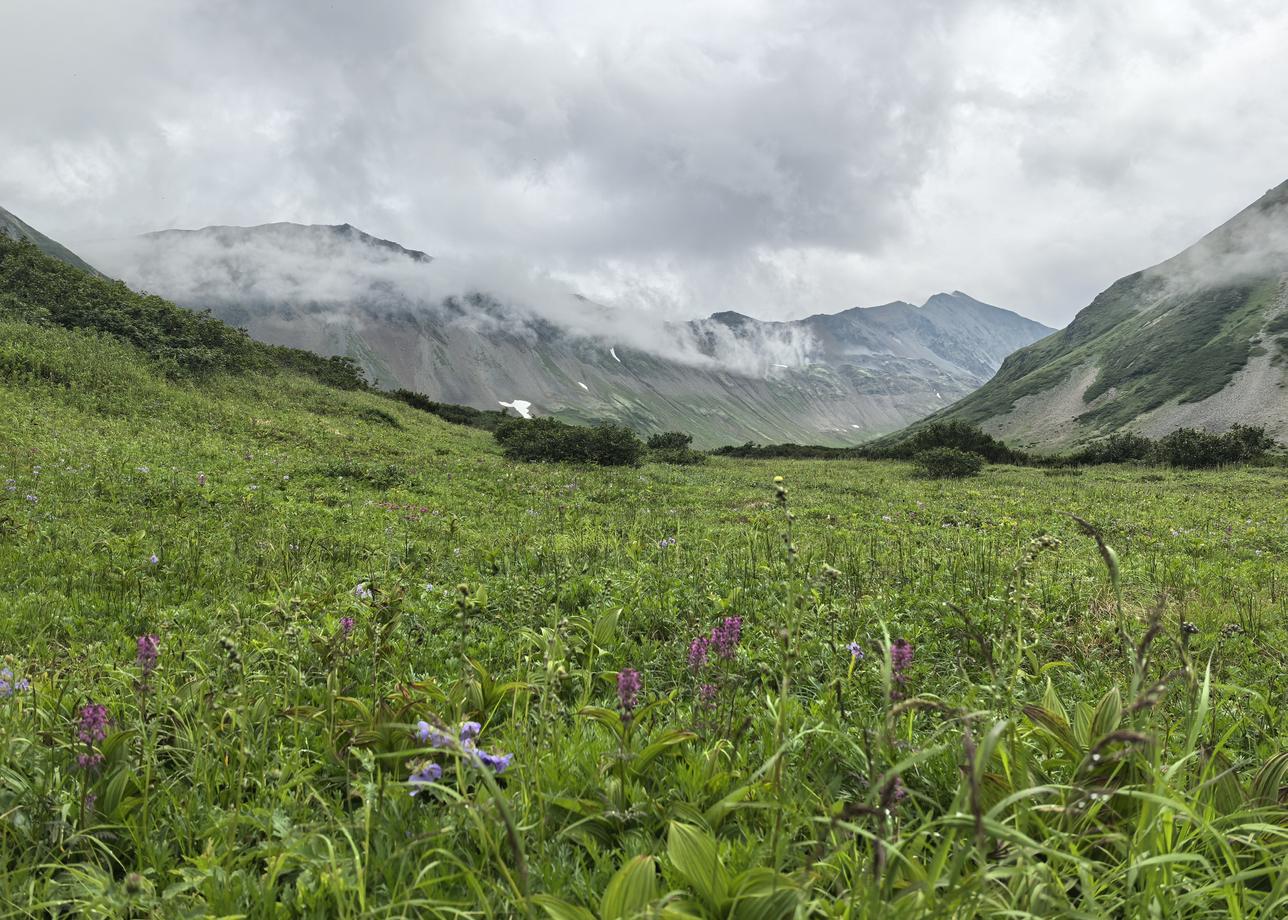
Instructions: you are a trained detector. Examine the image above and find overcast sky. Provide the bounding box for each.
[3,0,1287,327]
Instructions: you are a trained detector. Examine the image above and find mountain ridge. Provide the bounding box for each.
[908,179,1288,449]
[82,220,1052,446]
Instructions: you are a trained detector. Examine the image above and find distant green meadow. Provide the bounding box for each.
[2,315,1287,917]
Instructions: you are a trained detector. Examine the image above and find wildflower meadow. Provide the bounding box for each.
[1,315,1287,916]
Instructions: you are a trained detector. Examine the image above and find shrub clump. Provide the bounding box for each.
[494,417,644,466]
[646,431,706,465]
[885,422,1026,464]
[1066,432,1156,465]
[1155,424,1275,469]
[912,447,985,479]
[388,389,509,431]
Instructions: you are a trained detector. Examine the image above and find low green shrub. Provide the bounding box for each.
[646,431,694,450]
[1156,424,1275,469]
[494,416,644,465]
[388,389,509,431]
[912,447,985,479]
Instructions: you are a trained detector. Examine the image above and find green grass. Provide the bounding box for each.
[2,315,1288,917]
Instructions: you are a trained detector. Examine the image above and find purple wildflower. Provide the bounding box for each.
[136,634,160,676]
[77,752,104,770]
[617,668,641,714]
[340,616,355,637]
[408,762,442,796]
[0,667,29,697]
[474,749,513,774]
[710,616,742,659]
[698,683,719,709]
[847,641,864,660]
[148,554,159,565]
[416,721,452,748]
[25,494,37,504]
[354,582,373,602]
[459,721,482,742]
[687,636,710,671]
[77,704,111,744]
[889,639,914,699]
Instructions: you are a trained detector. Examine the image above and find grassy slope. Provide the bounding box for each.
[919,181,1288,448]
[3,318,1288,910]
[0,206,103,276]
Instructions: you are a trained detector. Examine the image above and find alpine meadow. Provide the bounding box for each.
[3,3,1288,918]
[2,229,1287,916]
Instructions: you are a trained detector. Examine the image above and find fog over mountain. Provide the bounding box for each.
[86,223,1052,446]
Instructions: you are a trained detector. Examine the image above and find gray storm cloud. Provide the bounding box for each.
[4,1,1288,327]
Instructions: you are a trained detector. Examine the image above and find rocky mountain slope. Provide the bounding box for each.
[911,180,1288,450]
[82,221,1050,447]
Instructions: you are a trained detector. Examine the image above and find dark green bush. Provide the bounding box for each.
[1068,432,1157,465]
[912,447,985,479]
[494,417,644,466]
[885,422,1025,464]
[646,431,693,450]
[1156,425,1275,469]
[388,389,508,431]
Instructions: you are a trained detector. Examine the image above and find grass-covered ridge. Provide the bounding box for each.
[918,179,1288,447]
[1,244,1287,916]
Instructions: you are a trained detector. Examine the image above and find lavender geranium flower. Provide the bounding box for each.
[148,554,159,565]
[408,762,442,796]
[616,668,641,714]
[0,667,30,697]
[474,749,513,774]
[847,641,864,660]
[416,721,452,748]
[459,721,482,742]
[353,582,373,601]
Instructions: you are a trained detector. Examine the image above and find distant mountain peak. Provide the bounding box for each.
[144,221,434,264]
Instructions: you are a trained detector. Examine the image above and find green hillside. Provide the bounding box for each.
[0,205,103,276]
[2,239,1288,915]
[916,180,1288,449]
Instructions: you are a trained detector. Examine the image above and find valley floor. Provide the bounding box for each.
[2,318,1287,916]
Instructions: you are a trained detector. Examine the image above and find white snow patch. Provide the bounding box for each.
[498,399,533,419]
[577,381,589,391]
[771,363,789,368]
[850,424,862,429]
[610,347,621,363]
[935,392,942,399]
